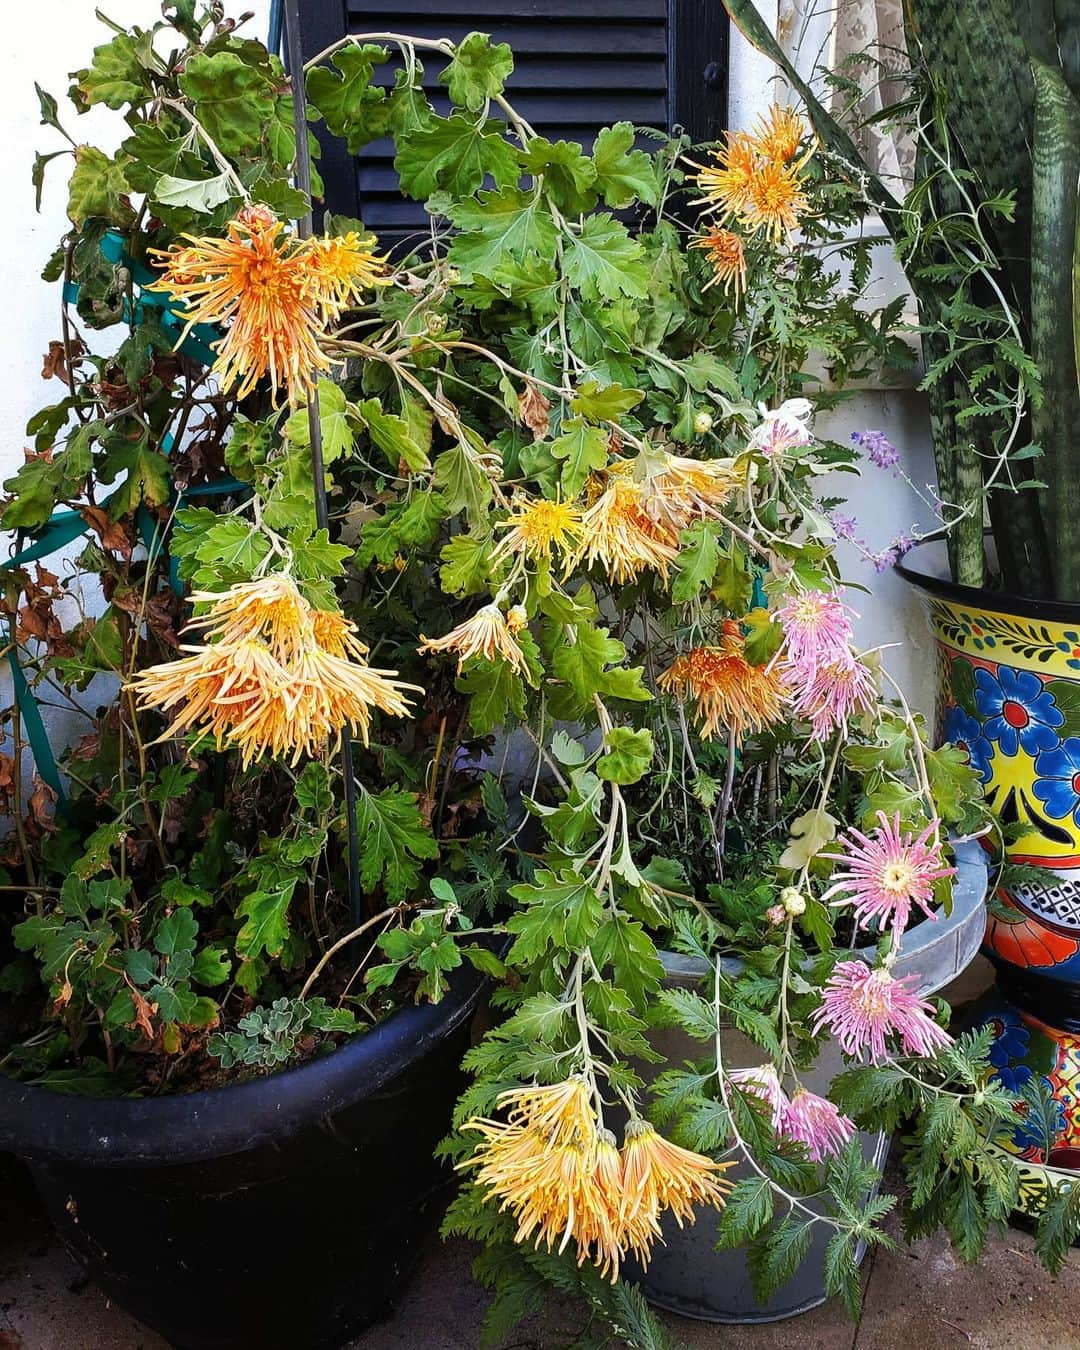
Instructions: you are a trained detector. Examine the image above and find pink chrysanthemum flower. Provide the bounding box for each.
[775,588,855,682]
[811,961,953,1062]
[792,651,875,737]
[821,812,955,933]
[729,1063,788,1130]
[781,1088,854,1162]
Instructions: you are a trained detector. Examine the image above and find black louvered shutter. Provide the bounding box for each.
[293,0,729,239]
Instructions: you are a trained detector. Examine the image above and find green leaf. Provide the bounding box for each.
[283,380,355,465]
[356,396,430,473]
[153,172,236,213]
[506,870,604,961]
[596,727,654,785]
[564,214,648,302]
[590,913,664,1007]
[72,821,125,878]
[448,190,558,280]
[743,606,784,664]
[71,32,153,110]
[672,522,720,603]
[99,439,171,517]
[434,440,494,525]
[823,1231,862,1320]
[236,881,296,961]
[551,624,625,710]
[457,659,527,733]
[550,417,609,496]
[190,945,230,987]
[1035,1178,1080,1274]
[570,380,645,421]
[441,32,514,111]
[179,52,276,157]
[520,137,597,214]
[155,908,198,959]
[592,123,660,208]
[716,1175,774,1247]
[439,533,496,595]
[67,146,132,226]
[306,44,389,149]
[355,788,439,902]
[395,114,520,200]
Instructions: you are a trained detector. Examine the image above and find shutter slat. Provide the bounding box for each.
[370,57,666,91]
[347,19,669,55]
[347,0,667,17]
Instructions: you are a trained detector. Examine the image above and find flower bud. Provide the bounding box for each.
[693,410,714,436]
[780,887,806,916]
[765,904,787,927]
[506,604,528,633]
[424,311,447,337]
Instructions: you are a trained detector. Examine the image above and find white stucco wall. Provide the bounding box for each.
[727,2,938,718]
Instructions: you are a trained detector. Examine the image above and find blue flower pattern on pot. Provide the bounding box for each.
[1012,1080,1067,1154]
[1032,737,1080,827]
[942,704,994,783]
[987,1009,1034,1092]
[974,666,1064,758]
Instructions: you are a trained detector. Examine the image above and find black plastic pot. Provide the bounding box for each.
[0,966,486,1350]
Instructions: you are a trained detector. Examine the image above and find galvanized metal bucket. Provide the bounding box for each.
[628,839,989,1323]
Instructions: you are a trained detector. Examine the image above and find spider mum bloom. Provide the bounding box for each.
[128,574,417,765]
[690,132,759,221]
[495,496,583,561]
[748,398,813,459]
[775,588,855,682]
[792,651,876,738]
[821,812,955,933]
[781,1088,855,1162]
[658,622,788,742]
[740,157,811,242]
[729,1063,788,1131]
[419,602,531,676]
[460,1079,623,1279]
[691,227,748,298]
[573,475,680,583]
[811,961,953,1063]
[751,103,809,163]
[149,206,386,404]
[619,1119,733,1265]
[624,452,740,541]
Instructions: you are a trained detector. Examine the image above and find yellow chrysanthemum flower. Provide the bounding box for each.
[128,574,417,765]
[691,227,748,298]
[573,475,680,584]
[418,602,530,676]
[149,205,386,404]
[619,1119,733,1265]
[621,451,740,542]
[691,119,813,243]
[657,622,789,742]
[495,496,583,561]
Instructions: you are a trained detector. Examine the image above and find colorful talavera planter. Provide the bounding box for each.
[898,538,1080,1215]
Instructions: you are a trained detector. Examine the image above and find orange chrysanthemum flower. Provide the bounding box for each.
[740,158,811,243]
[752,102,808,164]
[691,227,748,298]
[658,621,789,741]
[495,496,583,561]
[418,602,531,676]
[149,205,386,404]
[573,475,680,583]
[691,132,759,222]
[620,1119,733,1265]
[128,573,417,766]
[691,120,813,242]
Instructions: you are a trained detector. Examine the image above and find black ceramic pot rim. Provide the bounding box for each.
[0,961,486,1168]
[894,534,1080,625]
